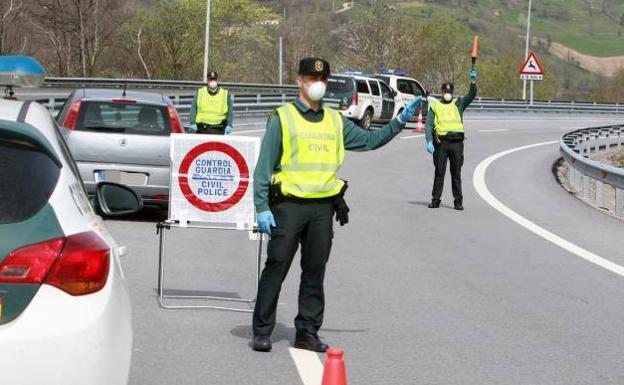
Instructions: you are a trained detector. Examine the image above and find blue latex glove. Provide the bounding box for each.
[426,141,435,155]
[470,68,478,81]
[257,210,276,235]
[225,125,233,135]
[189,124,198,133]
[398,96,423,124]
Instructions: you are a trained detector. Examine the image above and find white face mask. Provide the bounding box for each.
[443,93,453,102]
[208,80,218,90]
[306,81,327,101]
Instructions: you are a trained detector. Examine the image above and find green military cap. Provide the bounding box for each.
[298,57,330,77]
[207,71,218,79]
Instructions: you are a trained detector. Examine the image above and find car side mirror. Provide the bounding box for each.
[95,182,143,216]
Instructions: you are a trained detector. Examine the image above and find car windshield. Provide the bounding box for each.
[327,76,354,93]
[76,101,170,135]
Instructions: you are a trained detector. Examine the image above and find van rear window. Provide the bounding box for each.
[327,76,354,93]
[356,80,369,94]
[76,102,171,135]
[0,140,60,224]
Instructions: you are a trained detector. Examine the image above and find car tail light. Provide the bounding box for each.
[63,99,82,130]
[0,238,65,284]
[112,98,137,105]
[352,94,358,105]
[46,232,110,296]
[0,232,110,296]
[167,105,183,133]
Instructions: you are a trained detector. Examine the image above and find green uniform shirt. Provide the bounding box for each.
[425,82,477,143]
[189,87,234,127]
[254,98,406,213]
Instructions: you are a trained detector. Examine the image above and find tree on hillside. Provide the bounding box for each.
[119,0,279,81]
[0,0,27,55]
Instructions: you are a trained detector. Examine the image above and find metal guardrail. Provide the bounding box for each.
[20,78,624,123]
[560,125,624,218]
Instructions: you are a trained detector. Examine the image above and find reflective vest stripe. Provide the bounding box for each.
[196,87,228,125]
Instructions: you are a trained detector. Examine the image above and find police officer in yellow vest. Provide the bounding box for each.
[189,71,233,135]
[425,69,478,210]
[251,57,423,352]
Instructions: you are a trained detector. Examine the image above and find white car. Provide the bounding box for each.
[0,56,140,385]
[375,71,427,118]
[325,72,396,130]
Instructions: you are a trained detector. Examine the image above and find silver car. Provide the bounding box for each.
[57,89,184,208]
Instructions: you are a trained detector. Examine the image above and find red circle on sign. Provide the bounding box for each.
[178,142,249,212]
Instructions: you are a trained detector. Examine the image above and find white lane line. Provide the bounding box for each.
[473,141,624,278]
[231,128,266,135]
[401,134,425,139]
[479,129,509,133]
[289,348,324,385]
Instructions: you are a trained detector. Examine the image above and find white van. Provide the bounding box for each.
[374,71,428,118]
[325,72,396,130]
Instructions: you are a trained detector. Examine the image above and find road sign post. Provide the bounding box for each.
[519,51,544,106]
[157,134,263,312]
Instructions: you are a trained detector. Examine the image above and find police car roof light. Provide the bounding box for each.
[0,56,46,89]
[341,70,374,77]
[377,68,408,76]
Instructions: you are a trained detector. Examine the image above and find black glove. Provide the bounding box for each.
[334,196,349,226]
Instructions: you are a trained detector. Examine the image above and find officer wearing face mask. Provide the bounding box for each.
[425,68,478,211]
[251,57,423,353]
[189,71,234,134]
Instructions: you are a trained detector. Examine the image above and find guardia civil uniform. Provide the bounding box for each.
[189,71,233,134]
[252,58,409,351]
[425,82,477,209]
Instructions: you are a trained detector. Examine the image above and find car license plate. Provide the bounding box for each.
[94,170,148,185]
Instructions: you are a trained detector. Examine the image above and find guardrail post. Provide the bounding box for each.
[257,94,261,105]
[596,180,604,207]
[174,95,180,105]
[48,98,55,113]
[282,93,286,104]
[571,101,574,112]
[583,175,591,201]
[616,188,624,218]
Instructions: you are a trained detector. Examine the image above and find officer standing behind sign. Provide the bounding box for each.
[251,57,422,353]
[189,71,234,135]
[425,69,477,211]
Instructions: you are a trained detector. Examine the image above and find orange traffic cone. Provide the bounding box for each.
[414,107,424,133]
[322,349,347,385]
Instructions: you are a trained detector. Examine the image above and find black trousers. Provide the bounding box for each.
[252,201,334,337]
[432,140,464,201]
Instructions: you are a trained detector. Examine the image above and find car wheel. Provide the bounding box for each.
[359,108,373,130]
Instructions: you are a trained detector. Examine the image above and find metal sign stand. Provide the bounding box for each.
[156,220,263,313]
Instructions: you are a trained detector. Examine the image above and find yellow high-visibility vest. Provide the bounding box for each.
[196,87,228,125]
[273,103,345,198]
[431,99,464,136]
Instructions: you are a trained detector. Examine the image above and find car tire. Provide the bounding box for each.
[359,108,373,130]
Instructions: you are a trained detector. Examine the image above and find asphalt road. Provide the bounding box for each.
[103,112,624,385]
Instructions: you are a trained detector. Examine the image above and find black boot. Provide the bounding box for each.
[428,199,441,208]
[454,199,464,211]
[294,331,329,352]
[252,335,272,352]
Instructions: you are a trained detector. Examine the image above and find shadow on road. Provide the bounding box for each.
[408,200,456,209]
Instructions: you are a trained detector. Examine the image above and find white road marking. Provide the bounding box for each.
[473,141,624,278]
[401,134,425,139]
[289,348,324,385]
[235,122,265,127]
[479,129,509,133]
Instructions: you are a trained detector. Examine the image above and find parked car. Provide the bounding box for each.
[57,89,184,208]
[374,69,428,119]
[325,72,396,130]
[0,56,141,385]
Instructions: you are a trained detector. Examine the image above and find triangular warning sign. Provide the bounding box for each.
[519,52,544,75]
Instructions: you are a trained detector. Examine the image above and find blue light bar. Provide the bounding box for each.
[377,68,408,76]
[341,70,375,77]
[0,56,46,88]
